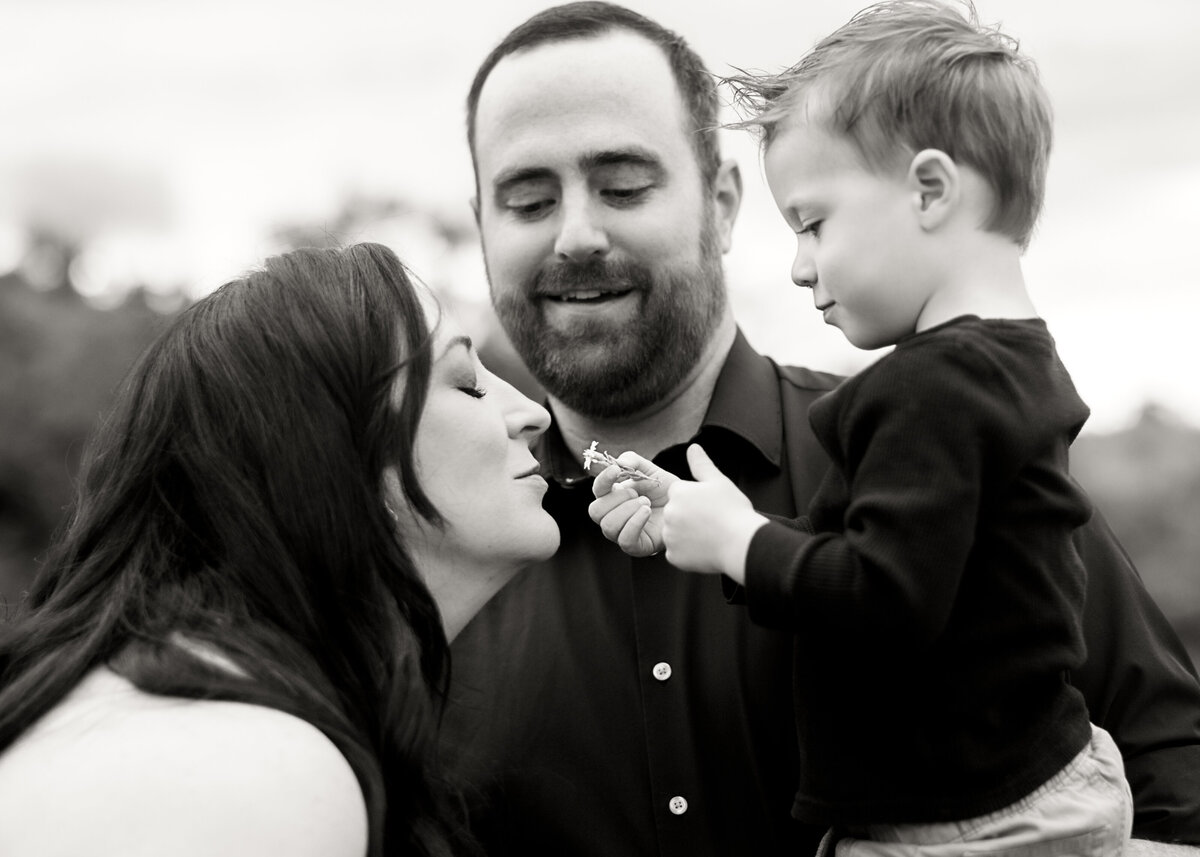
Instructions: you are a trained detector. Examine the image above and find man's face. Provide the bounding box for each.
[472,31,727,419]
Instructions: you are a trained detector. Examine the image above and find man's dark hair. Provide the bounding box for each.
[466,1,721,187]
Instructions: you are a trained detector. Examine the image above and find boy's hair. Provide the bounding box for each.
[727,0,1052,248]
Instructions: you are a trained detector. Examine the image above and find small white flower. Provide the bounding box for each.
[580,440,659,485]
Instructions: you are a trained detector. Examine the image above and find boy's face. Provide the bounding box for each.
[764,118,933,351]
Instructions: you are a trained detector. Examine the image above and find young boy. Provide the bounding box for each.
[587,1,1133,854]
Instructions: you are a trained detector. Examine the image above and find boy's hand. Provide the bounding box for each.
[588,452,678,557]
[663,444,768,584]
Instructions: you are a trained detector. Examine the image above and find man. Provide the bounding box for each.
[440,4,1200,856]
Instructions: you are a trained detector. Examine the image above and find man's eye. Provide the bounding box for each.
[458,386,487,399]
[506,198,555,219]
[602,186,650,205]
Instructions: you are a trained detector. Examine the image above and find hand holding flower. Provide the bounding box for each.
[586,444,676,557]
[660,445,768,583]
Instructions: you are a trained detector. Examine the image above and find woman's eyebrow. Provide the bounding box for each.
[437,334,475,360]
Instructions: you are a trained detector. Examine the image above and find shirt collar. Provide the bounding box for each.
[702,328,783,469]
[534,328,783,486]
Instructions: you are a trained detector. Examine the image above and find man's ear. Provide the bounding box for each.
[907,149,958,231]
[712,159,743,253]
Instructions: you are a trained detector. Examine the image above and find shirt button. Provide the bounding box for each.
[652,662,672,681]
[669,795,688,815]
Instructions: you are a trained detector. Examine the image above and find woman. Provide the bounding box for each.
[0,243,560,856]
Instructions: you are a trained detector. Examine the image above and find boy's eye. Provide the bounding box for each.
[799,219,823,238]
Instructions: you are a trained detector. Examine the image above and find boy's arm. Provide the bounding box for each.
[1070,510,1200,845]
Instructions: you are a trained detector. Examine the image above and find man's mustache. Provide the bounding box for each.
[531,260,653,297]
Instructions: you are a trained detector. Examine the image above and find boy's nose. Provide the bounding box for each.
[791,249,817,289]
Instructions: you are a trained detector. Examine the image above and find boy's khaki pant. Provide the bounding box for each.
[824,724,1132,857]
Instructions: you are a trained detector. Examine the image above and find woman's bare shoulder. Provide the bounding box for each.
[0,668,368,857]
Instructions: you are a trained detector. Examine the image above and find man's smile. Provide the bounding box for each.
[543,289,634,303]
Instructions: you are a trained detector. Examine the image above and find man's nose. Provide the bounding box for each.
[554,194,609,262]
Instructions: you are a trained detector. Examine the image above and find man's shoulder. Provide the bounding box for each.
[772,360,844,394]
[721,331,843,395]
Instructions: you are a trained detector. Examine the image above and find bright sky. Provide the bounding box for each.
[3,0,1199,432]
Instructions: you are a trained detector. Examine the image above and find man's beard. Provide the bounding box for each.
[490,218,726,420]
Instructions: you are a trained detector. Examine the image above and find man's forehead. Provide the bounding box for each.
[473,31,692,178]
[480,30,679,105]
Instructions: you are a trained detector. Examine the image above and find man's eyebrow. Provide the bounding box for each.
[492,166,556,193]
[579,148,665,179]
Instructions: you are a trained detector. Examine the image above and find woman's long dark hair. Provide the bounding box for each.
[0,242,469,856]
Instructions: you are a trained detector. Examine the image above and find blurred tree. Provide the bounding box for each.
[0,270,168,606]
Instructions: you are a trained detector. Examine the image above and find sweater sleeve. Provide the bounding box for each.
[742,335,1057,647]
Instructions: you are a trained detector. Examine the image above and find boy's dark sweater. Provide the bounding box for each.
[744,315,1094,826]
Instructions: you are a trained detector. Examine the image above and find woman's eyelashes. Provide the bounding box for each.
[455,366,487,399]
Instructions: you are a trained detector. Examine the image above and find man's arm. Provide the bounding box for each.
[1072,510,1200,847]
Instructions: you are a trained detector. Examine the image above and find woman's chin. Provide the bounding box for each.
[521,515,561,564]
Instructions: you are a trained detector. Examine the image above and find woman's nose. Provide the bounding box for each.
[495,374,551,440]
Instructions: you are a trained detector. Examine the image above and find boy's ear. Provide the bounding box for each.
[906,149,959,231]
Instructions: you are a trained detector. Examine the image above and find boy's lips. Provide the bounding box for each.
[816,300,836,312]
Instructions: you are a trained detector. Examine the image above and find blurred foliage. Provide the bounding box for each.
[1,210,1195,677]
[0,271,168,605]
